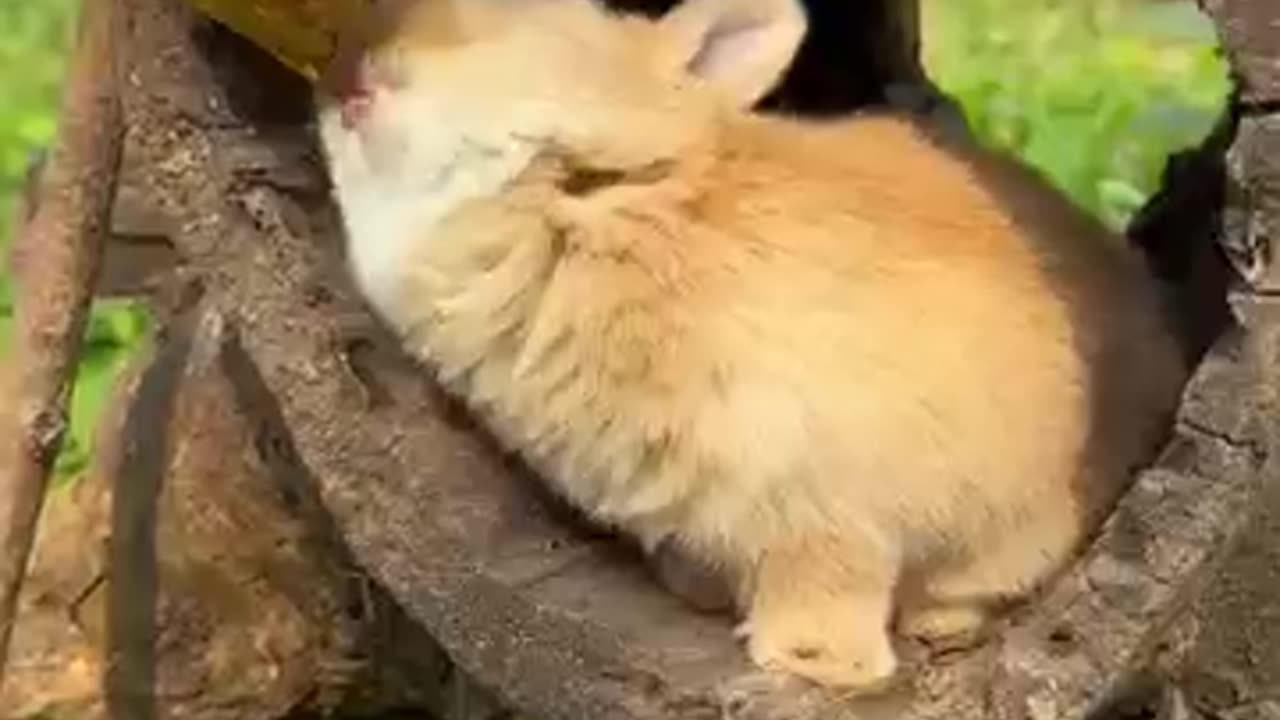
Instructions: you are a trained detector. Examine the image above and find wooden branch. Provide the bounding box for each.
[0,0,126,686]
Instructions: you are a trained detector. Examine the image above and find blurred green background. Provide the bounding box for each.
[0,0,1232,483]
[924,0,1230,229]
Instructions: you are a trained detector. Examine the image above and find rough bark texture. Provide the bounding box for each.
[0,0,125,683]
[1218,115,1280,294]
[1148,5,1280,717]
[6,0,1279,717]
[3,316,502,720]
[1199,0,1280,105]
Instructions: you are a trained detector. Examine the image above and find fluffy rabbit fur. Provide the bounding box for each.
[316,0,1187,690]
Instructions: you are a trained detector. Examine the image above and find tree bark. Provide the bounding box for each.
[0,0,125,685]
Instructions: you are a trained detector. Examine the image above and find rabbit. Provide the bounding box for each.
[315,0,1187,691]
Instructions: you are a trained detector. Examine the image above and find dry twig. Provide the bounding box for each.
[0,0,126,686]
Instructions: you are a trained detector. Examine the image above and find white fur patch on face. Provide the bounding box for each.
[317,96,539,329]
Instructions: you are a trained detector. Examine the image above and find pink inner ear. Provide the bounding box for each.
[686,20,772,83]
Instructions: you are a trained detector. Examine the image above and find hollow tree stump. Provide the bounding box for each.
[1144,3,1280,718]
[27,0,1278,717]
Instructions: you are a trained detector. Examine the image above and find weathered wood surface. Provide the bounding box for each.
[0,0,126,685]
[3,313,487,720]
[1155,6,1280,719]
[85,0,1280,717]
[1219,115,1280,294]
[1199,0,1280,104]
[1200,0,1280,294]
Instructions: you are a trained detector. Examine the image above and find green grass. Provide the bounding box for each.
[923,0,1231,229]
[1,0,150,481]
[0,0,1234,483]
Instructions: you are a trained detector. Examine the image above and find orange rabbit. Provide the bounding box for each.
[316,0,1186,690]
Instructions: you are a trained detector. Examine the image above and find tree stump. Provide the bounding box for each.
[6,0,1280,718]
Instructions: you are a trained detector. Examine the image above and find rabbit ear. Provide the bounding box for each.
[658,0,807,109]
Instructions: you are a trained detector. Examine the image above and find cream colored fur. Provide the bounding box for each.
[317,0,1187,690]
